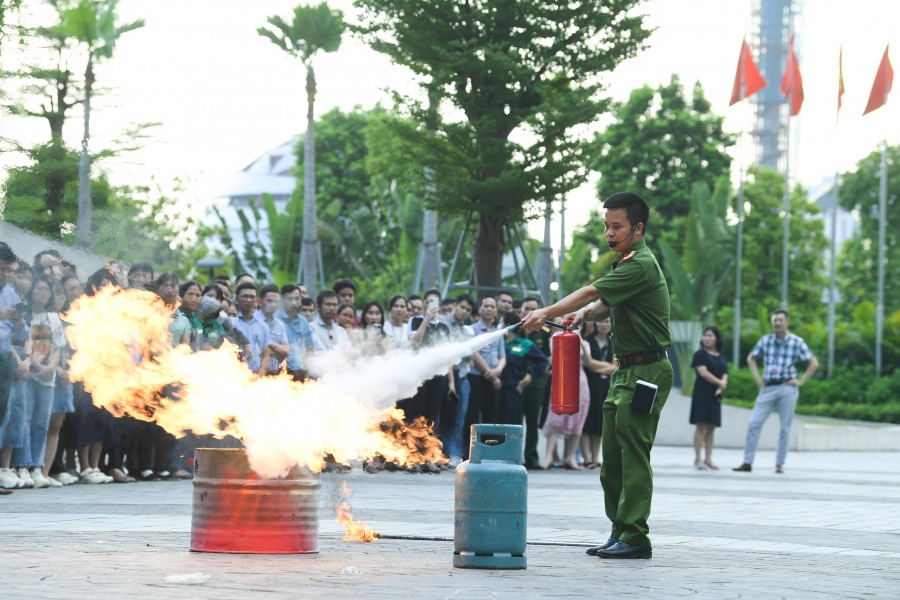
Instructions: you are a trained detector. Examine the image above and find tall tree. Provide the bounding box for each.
[594,76,734,224]
[837,144,900,317]
[55,0,144,249]
[717,166,828,349]
[258,2,344,297]
[354,0,651,290]
[3,25,82,223]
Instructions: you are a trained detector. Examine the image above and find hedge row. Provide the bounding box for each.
[721,366,900,424]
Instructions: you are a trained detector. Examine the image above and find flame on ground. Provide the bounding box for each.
[64,287,466,478]
[336,480,378,542]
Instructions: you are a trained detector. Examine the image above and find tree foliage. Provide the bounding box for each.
[658,179,734,324]
[594,76,734,223]
[837,143,900,316]
[714,167,829,354]
[353,0,652,288]
[219,107,471,302]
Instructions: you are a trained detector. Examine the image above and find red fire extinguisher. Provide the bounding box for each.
[551,320,580,415]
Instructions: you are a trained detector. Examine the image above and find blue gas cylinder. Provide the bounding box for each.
[453,424,527,569]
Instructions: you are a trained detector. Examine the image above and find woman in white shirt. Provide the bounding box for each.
[382,295,410,349]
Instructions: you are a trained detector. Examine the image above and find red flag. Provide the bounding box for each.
[837,45,845,115]
[863,44,893,115]
[780,36,804,116]
[730,38,767,105]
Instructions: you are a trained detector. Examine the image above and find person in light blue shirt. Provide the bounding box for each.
[463,296,506,458]
[256,284,290,376]
[275,284,321,380]
[233,282,270,374]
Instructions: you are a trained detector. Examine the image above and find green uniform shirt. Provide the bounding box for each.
[591,239,671,357]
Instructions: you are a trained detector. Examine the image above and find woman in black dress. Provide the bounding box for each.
[580,318,616,469]
[690,326,728,470]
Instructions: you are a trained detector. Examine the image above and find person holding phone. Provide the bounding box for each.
[522,192,672,560]
[408,289,452,424]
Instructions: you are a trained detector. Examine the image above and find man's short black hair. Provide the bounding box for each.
[33,248,62,266]
[128,262,153,277]
[235,282,257,297]
[280,284,300,296]
[512,299,523,310]
[259,284,279,298]
[440,297,455,307]
[408,294,422,302]
[521,295,542,307]
[771,309,789,320]
[603,192,650,233]
[316,290,338,306]
[455,294,475,309]
[300,296,316,308]
[423,288,441,300]
[497,290,514,300]
[332,278,357,294]
[0,242,16,263]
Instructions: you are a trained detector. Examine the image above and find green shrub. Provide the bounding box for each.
[722,366,900,424]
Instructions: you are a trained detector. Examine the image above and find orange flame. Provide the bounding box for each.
[64,287,445,479]
[336,480,378,542]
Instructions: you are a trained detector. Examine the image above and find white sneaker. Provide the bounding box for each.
[30,468,51,489]
[17,468,35,488]
[80,468,109,485]
[56,471,79,485]
[0,468,19,489]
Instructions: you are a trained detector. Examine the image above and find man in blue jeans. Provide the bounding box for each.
[734,309,818,474]
[440,294,475,466]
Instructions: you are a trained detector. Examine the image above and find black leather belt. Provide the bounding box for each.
[614,350,668,369]
[765,379,788,385]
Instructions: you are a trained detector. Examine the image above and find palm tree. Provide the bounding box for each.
[57,0,144,249]
[258,2,344,297]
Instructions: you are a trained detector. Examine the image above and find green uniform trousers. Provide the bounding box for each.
[599,359,673,547]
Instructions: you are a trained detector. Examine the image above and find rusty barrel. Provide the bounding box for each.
[191,448,320,554]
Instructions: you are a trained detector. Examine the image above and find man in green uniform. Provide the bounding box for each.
[522,192,672,560]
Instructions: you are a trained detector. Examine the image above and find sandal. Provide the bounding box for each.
[109,468,136,483]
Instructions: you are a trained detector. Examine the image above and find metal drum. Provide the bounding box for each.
[191,448,320,554]
[454,424,527,569]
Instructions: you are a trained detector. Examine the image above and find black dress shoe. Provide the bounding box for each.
[585,537,618,556]
[596,541,652,559]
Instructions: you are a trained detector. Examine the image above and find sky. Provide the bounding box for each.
[1,0,898,248]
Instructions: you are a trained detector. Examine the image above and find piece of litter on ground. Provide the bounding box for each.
[341,566,360,575]
[164,572,211,585]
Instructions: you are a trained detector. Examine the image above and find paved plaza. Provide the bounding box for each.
[1,445,898,599]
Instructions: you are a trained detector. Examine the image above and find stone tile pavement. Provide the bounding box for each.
[1,446,898,599]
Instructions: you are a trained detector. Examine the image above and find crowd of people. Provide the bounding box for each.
[0,241,627,494]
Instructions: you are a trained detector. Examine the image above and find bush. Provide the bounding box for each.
[722,366,900,424]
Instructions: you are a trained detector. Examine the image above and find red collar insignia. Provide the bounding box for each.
[619,250,637,264]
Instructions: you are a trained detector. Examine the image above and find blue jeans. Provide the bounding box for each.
[742,383,799,466]
[440,376,470,459]
[12,379,55,467]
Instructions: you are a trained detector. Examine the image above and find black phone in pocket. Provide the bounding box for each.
[631,379,658,414]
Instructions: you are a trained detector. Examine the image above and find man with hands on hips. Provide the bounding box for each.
[522,192,673,561]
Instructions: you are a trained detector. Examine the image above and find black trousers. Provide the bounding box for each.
[463,374,500,458]
[410,375,448,425]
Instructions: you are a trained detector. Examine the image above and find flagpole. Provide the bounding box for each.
[733,83,746,368]
[829,46,844,380]
[827,168,839,379]
[875,137,887,377]
[781,117,791,310]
